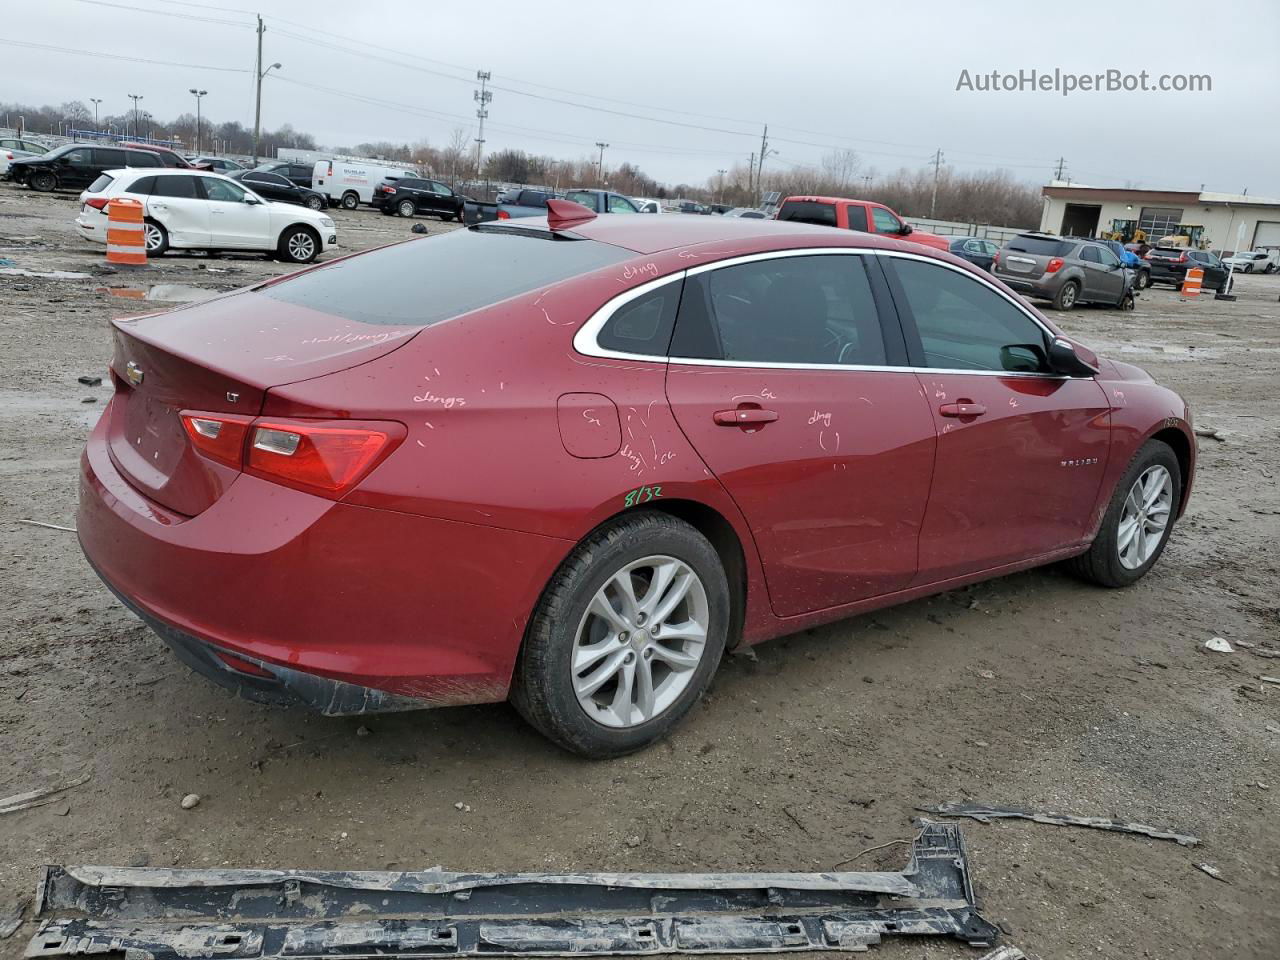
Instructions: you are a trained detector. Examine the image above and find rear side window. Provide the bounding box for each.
[87,174,114,193]
[564,190,597,207]
[1007,234,1071,257]
[846,205,869,231]
[672,255,885,366]
[890,259,1049,372]
[95,148,127,167]
[260,228,630,327]
[776,200,836,227]
[127,175,155,194]
[151,176,199,199]
[127,151,163,167]
[598,282,681,356]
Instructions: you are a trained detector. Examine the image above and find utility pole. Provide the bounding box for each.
[595,142,609,185]
[747,152,755,195]
[89,98,102,131]
[1053,156,1066,181]
[474,70,492,176]
[127,94,143,139]
[929,148,944,219]
[252,18,282,165]
[756,125,769,203]
[189,88,207,154]
[861,174,873,191]
[716,168,727,204]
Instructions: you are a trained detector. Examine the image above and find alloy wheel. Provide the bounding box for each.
[572,555,709,728]
[1060,284,1077,308]
[1117,465,1172,570]
[287,232,316,261]
[143,223,164,253]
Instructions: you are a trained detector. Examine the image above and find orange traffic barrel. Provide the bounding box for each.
[106,197,147,267]
[1180,266,1203,298]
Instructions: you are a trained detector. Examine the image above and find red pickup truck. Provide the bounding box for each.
[775,195,949,252]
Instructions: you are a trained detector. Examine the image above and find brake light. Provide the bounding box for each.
[992,251,1000,266]
[180,412,254,469]
[1045,257,1064,273]
[180,413,403,498]
[1176,253,1188,263]
[497,209,511,220]
[246,418,404,498]
[378,184,396,194]
[85,197,109,210]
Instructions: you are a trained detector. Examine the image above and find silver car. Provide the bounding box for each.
[994,232,1132,311]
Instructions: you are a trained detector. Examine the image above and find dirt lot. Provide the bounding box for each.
[1,182,1277,959]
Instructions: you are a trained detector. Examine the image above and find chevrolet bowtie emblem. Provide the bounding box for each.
[125,361,144,386]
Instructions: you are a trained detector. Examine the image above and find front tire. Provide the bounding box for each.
[143,219,169,256]
[1136,269,1150,290]
[1119,288,1135,311]
[30,171,56,192]
[512,512,729,758]
[278,225,319,263]
[304,194,324,211]
[1052,279,1080,311]
[1065,440,1181,588]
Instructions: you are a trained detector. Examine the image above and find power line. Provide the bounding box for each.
[0,37,249,72]
[67,0,251,27]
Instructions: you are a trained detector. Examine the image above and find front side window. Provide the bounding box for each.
[871,206,903,234]
[597,281,681,355]
[608,195,638,213]
[890,258,1050,373]
[1079,245,1101,263]
[429,181,453,196]
[1096,246,1120,267]
[202,178,248,203]
[673,255,886,366]
[65,149,91,165]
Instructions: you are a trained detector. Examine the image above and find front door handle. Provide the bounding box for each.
[714,406,779,427]
[939,400,986,418]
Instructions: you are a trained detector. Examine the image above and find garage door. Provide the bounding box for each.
[1253,220,1280,250]
[1138,207,1183,240]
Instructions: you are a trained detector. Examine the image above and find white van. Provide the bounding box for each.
[311,158,418,210]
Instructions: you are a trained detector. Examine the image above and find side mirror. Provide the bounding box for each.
[1048,337,1099,377]
[244,194,262,205]
[899,223,913,236]
[999,343,1049,373]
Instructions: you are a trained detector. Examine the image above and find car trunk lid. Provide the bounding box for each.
[999,235,1073,279]
[105,289,420,516]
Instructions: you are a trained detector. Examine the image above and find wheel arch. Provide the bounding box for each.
[1149,426,1193,518]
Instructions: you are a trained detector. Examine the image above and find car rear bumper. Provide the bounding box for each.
[993,272,1059,297]
[77,404,569,714]
[75,209,107,244]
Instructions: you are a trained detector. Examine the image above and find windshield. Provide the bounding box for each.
[259,228,629,327]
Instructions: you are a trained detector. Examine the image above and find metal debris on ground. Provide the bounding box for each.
[0,774,91,816]
[25,822,999,957]
[918,802,1200,847]
[1193,427,1225,441]
[1195,863,1228,883]
[977,946,1027,960]
[0,896,30,939]
[76,376,102,386]
[14,520,76,533]
[1204,637,1233,653]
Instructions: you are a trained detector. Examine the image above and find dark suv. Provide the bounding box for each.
[255,161,315,188]
[371,177,464,221]
[6,143,172,192]
[993,232,1133,311]
[1145,246,1232,293]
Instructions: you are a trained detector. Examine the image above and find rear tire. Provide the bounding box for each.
[30,171,56,192]
[511,512,729,758]
[1052,280,1080,311]
[340,191,359,210]
[278,225,319,263]
[1065,440,1181,588]
[398,199,416,218]
[143,219,169,256]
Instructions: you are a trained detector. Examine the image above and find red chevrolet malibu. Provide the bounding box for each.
[79,200,1195,757]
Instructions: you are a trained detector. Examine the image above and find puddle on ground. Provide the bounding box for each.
[96,284,219,303]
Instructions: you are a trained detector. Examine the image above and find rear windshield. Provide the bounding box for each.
[1007,235,1072,257]
[776,200,837,227]
[259,228,630,326]
[87,174,114,193]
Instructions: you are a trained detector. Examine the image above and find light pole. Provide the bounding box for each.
[127,93,143,139]
[142,112,153,140]
[716,168,727,204]
[252,47,282,166]
[595,142,609,186]
[89,98,102,131]
[189,88,207,154]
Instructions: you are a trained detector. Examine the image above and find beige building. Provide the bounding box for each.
[1039,182,1280,254]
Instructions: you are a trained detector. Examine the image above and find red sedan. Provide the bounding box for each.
[79,200,1195,757]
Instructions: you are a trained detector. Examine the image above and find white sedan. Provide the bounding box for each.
[74,168,337,263]
[0,147,38,176]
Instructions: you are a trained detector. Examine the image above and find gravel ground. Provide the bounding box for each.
[1,183,1277,960]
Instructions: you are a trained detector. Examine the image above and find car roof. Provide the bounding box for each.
[106,167,231,179]
[502,212,906,256]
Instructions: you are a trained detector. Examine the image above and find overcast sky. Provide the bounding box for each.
[5,0,1279,195]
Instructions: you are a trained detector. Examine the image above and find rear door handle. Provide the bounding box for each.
[939,400,986,418]
[714,407,778,427]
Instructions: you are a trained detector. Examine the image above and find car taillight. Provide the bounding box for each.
[379,185,396,194]
[246,418,403,498]
[1176,253,1188,263]
[1143,251,1152,259]
[181,412,254,469]
[992,251,1000,266]
[85,197,109,210]
[1045,257,1064,273]
[497,209,510,220]
[180,412,403,499]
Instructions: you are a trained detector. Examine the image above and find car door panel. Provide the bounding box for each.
[145,176,211,246]
[882,253,1113,581]
[202,178,272,248]
[664,252,936,617]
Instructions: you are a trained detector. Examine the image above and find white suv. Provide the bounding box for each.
[74,168,337,263]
